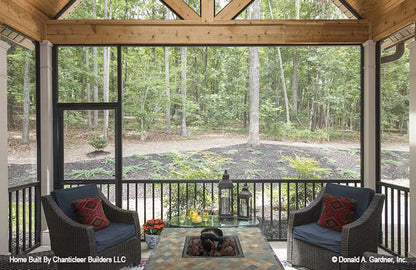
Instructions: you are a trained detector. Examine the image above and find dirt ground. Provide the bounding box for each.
[8,134,409,186]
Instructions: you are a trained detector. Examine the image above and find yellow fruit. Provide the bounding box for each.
[192,212,198,218]
[195,216,202,223]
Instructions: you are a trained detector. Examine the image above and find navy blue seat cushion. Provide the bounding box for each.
[51,185,99,221]
[325,183,375,220]
[294,222,342,253]
[95,223,136,253]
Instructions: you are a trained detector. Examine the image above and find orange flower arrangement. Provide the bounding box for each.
[143,219,165,235]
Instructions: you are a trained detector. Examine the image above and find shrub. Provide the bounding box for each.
[88,134,109,151]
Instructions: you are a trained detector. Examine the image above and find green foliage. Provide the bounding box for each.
[381,150,399,158]
[320,156,337,165]
[132,154,149,160]
[381,159,400,166]
[69,168,113,179]
[123,165,145,177]
[105,157,115,164]
[225,149,238,155]
[338,169,360,179]
[88,134,109,151]
[245,169,264,178]
[243,159,258,165]
[283,155,329,179]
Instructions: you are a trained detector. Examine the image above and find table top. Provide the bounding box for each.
[167,215,260,228]
[144,227,284,270]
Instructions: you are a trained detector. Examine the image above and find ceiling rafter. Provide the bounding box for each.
[215,0,254,20]
[160,0,200,20]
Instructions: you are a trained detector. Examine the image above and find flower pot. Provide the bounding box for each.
[145,233,160,249]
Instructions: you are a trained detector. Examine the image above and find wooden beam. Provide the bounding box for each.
[216,0,253,20]
[371,0,416,41]
[160,0,200,20]
[0,0,47,41]
[46,19,370,45]
[201,0,215,22]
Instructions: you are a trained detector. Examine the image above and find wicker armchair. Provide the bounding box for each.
[0,250,57,270]
[287,183,385,270]
[360,252,416,270]
[42,185,141,270]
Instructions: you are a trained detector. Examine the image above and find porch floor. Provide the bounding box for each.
[31,242,390,270]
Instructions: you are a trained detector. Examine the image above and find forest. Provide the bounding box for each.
[6,0,410,184]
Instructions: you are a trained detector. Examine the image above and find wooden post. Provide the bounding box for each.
[363,40,377,190]
[201,0,215,22]
[407,40,416,257]
[0,40,10,255]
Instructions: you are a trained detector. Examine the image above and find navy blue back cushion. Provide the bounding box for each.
[324,183,375,220]
[51,185,99,221]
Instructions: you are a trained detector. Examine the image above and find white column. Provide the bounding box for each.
[408,40,416,257]
[363,40,377,190]
[0,40,10,254]
[40,40,54,245]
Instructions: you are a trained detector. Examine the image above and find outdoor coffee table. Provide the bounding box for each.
[144,227,284,270]
[167,215,260,228]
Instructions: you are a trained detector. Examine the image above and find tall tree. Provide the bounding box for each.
[292,0,300,116]
[247,0,260,147]
[84,47,92,129]
[103,0,112,138]
[164,13,171,132]
[22,51,31,144]
[92,0,99,129]
[180,47,188,136]
[268,0,290,124]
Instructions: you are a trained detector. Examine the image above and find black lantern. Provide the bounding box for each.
[237,183,252,220]
[218,170,233,219]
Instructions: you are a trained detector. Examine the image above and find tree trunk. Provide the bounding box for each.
[247,0,260,147]
[164,47,171,132]
[85,47,92,129]
[22,52,31,144]
[92,0,98,129]
[278,48,290,124]
[292,53,299,116]
[102,0,112,138]
[201,47,208,113]
[180,47,188,136]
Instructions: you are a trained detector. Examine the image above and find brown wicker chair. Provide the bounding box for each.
[42,185,141,270]
[287,183,385,270]
[360,252,416,270]
[0,250,58,270]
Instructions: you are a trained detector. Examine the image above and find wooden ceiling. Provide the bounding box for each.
[0,0,415,44]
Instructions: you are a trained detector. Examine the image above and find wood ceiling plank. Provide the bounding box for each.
[215,0,253,20]
[46,19,369,45]
[371,0,416,41]
[0,0,47,41]
[160,0,200,20]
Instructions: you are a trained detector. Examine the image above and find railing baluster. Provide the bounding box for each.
[203,183,206,210]
[144,183,147,223]
[186,183,189,211]
[177,183,180,216]
[304,182,307,207]
[261,182,264,222]
[270,183,273,226]
[384,185,388,248]
[253,182,256,219]
[127,182,130,210]
[397,189,401,255]
[22,189,26,252]
[390,187,395,252]
[160,183,163,219]
[295,182,299,210]
[28,187,32,248]
[9,192,12,253]
[16,190,20,254]
[287,183,290,215]
[312,182,315,199]
[193,183,197,209]
[152,183,155,219]
[169,182,172,220]
[278,182,281,240]
[135,183,138,211]
[405,191,409,256]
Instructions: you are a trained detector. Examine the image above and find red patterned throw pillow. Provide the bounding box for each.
[317,194,357,232]
[71,197,110,231]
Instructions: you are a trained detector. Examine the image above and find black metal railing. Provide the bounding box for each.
[64,179,361,241]
[377,181,409,256]
[8,182,41,255]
